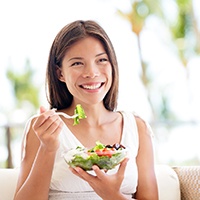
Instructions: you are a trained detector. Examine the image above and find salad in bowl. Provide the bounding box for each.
[63,141,127,171]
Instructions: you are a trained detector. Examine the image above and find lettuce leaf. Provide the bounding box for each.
[73,104,87,125]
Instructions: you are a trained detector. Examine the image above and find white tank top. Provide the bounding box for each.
[22,111,140,199]
[48,111,139,199]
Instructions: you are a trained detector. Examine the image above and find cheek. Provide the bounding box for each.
[65,75,75,88]
[106,67,112,81]
[64,76,75,95]
[63,71,79,87]
[104,67,113,90]
[62,70,74,81]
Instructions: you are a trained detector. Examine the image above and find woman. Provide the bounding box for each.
[14,20,158,200]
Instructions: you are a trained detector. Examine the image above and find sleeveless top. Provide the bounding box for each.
[23,111,140,200]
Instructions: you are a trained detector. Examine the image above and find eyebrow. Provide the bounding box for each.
[96,52,107,57]
[68,57,83,61]
[68,52,107,62]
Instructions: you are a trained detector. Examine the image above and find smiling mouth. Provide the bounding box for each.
[80,83,104,90]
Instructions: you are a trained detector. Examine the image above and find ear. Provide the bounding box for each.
[56,66,65,82]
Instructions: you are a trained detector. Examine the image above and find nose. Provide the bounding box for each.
[82,64,100,78]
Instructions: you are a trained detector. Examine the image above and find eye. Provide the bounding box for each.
[99,58,108,62]
[71,62,83,67]
[98,57,109,64]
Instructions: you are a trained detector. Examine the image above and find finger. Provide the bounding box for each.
[54,118,64,134]
[117,158,129,178]
[73,167,95,181]
[33,114,60,137]
[42,115,62,134]
[92,165,107,180]
[34,109,56,129]
[49,117,63,136]
[40,106,47,114]
[70,167,80,177]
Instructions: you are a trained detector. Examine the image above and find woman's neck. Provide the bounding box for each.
[70,102,113,127]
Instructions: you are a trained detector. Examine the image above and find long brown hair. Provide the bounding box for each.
[46,20,119,111]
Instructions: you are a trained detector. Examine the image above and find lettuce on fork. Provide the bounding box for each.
[73,104,87,125]
[63,141,127,171]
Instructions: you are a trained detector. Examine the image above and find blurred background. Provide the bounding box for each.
[0,0,200,168]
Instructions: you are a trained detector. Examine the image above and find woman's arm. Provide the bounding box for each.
[134,116,158,200]
[14,107,63,200]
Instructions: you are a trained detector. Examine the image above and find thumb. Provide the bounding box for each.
[40,106,47,114]
[117,157,129,177]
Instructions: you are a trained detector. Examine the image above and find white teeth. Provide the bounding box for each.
[82,83,101,90]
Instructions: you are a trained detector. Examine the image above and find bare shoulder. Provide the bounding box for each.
[134,115,152,137]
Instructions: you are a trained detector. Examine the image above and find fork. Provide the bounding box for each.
[56,111,79,119]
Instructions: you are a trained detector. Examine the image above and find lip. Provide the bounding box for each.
[79,82,105,91]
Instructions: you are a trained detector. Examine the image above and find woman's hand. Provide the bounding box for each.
[70,158,129,200]
[32,106,63,153]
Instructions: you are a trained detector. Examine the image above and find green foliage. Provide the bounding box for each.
[167,0,198,66]
[117,0,165,121]
[117,0,200,122]
[6,59,40,110]
[117,0,163,35]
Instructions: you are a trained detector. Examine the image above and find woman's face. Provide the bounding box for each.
[57,36,112,106]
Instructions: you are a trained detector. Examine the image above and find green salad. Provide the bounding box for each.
[73,104,87,125]
[63,141,127,171]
